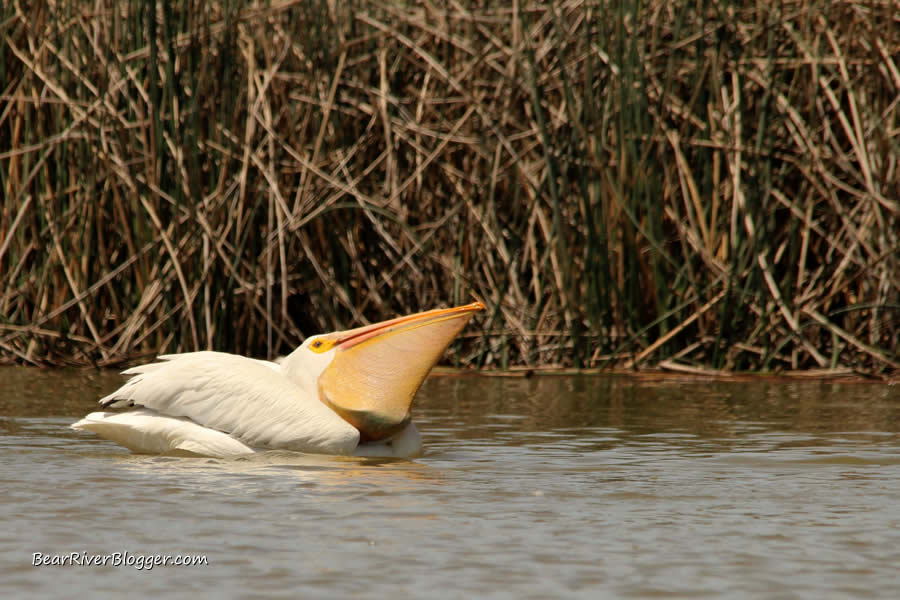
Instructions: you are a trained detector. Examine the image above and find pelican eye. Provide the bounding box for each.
[309,339,334,353]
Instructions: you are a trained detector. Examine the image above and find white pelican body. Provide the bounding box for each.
[72,302,483,458]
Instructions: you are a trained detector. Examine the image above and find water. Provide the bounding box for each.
[2,368,899,598]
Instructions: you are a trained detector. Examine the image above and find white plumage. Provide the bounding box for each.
[72,302,483,458]
[82,352,359,453]
[72,409,256,456]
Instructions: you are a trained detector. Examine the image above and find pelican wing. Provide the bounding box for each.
[99,352,360,454]
[72,409,256,456]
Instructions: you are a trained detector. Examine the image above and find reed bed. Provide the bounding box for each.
[1,1,898,373]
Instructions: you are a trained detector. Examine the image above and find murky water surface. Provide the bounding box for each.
[2,368,899,598]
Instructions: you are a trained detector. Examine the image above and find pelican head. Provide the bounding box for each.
[281,302,484,441]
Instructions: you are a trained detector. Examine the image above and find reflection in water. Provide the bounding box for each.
[113,451,444,494]
[1,367,899,598]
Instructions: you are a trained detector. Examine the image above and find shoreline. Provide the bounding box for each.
[2,360,896,385]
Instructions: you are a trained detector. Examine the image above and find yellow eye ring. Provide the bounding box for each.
[309,339,334,353]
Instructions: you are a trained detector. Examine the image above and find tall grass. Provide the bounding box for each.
[1,1,898,373]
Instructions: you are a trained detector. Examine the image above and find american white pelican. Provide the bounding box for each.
[72,301,484,458]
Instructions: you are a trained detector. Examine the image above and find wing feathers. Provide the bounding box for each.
[72,410,255,456]
[97,352,359,454]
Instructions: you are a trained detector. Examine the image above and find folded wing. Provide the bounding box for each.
[72,409,256,456]
[98,351,360,454]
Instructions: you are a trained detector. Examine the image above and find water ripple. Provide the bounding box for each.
[1,371,900,598]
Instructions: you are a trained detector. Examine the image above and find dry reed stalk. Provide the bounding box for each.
[0,1,897,373]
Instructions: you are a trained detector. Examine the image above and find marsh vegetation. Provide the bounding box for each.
[1,1,898,373]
